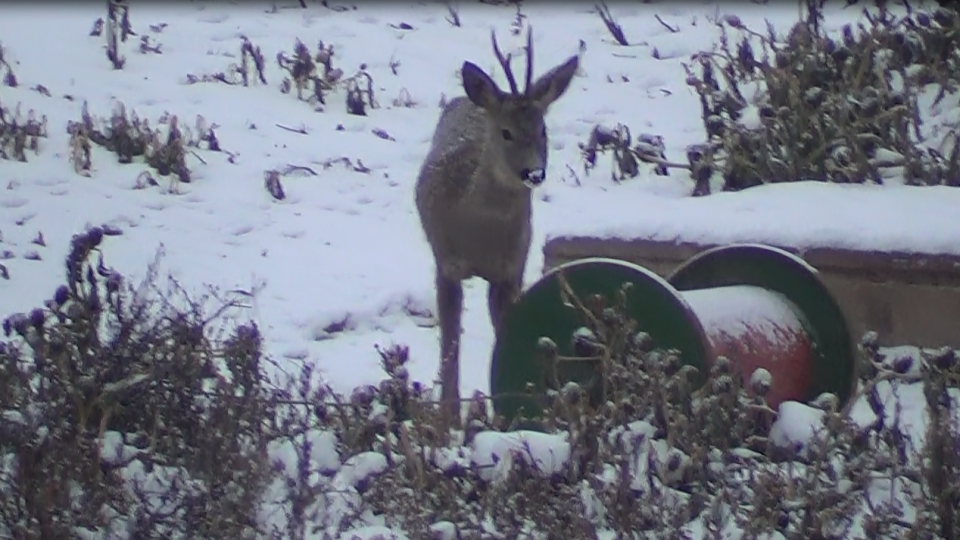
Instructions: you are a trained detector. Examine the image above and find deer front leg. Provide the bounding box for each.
[487,277,522,338]
[436,272,464,423]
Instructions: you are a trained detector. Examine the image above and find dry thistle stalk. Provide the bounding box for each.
[239,35,267,86]
[445,1,461,27]
[0,42,17,87]
[344,64,376,116]
[105,0,133,69]
[278,38,337,109]
[0,102,47,162]
[596,1,629,45]
[67,121,93,176]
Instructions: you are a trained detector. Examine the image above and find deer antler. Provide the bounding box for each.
[490,29,520,95]
[524,26,533,94]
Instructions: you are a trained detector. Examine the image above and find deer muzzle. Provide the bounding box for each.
[521,168,546,189]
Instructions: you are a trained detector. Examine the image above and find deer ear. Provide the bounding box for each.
[529,55,579,110]
[462,61,503,110]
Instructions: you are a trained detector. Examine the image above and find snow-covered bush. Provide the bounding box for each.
[1,229,958,539]
[683,3,960,195]
[0,229,278,539]
[351,285,960,539]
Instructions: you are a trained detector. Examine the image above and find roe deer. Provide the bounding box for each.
[415,27,579,422]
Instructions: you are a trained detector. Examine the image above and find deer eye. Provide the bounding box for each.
[501,129,513,141]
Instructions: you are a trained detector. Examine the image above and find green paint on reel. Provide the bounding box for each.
[488,257,711,428]
[488,244,857,428]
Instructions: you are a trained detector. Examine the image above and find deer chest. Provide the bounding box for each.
[431,201,532,281]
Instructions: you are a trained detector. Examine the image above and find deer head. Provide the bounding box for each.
[460,27,580,189]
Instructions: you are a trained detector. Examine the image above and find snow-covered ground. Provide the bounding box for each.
[4,0,955,400]
[1,1,958,537]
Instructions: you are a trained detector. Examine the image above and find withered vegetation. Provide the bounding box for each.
[94,0,136,70]
[0,46,47,163]
[66,101,221,185]
[0,100,47,163]
[1,230,957,539]
[1,2,959,538]
[185,36,267,88]
[276,38,377,115]
[1,230,276,540]
[584,3,960,196]
[183,35,377,116]
[0,41,18,87]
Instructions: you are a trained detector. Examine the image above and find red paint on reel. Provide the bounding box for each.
[680,285,815,407]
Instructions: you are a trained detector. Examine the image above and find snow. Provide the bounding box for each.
[0,0,958,537]
[769,401,826,455]
[848,379,933,461]
[547,181,960,255]
[470,430,571,482]
[680,285,806,346]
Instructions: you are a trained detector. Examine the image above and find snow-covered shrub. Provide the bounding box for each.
[239,280,950,539]
[0,229,279,540]
[335,282,959,539]
[1,233,957,539]
[684,3,960,195]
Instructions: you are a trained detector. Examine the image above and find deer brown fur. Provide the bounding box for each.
[415,27,579,422]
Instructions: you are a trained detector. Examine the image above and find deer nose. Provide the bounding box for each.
[521,168,546,188]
